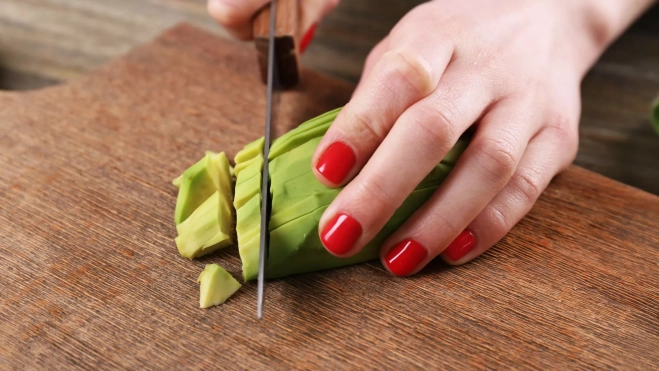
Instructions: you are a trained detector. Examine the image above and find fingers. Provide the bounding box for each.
[379,98,543,276]
[355,38,389,95]
[208,0,270,40]
[299,0,341,40]
[208,0,339,42]
[312,38,453,188]
[440,123,577,265]
[318,63,495,257]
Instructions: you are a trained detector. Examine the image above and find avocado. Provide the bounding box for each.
[174,151,233,224]
[175,191,233,259]
[232,107,469,281]
[197,264,241,308]
[233,137,265,281]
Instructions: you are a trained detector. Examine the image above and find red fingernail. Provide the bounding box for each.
[320,213,362,255]
[316,142,356,185]
[300,23,317,53]
[385,239,428,276]
[444,230,476,261]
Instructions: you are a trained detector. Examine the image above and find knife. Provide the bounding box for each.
[252,0,302,319]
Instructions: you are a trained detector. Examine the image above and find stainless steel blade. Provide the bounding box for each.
[257,0,277,320]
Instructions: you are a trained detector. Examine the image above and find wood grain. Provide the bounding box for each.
[1,24,658,370]
[0,1,658,197]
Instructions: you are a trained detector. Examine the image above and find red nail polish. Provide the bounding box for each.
[320,213,362,255]
[316,142,356,185]
[385,239,428,276]
[444,230,476,261]
[300,23,317,53]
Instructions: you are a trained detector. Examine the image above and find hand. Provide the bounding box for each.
[312,0,648,276]
[207,0,340,50]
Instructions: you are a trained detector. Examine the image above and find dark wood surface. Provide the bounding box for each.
[0,0,658,197]
[1,24,658,370]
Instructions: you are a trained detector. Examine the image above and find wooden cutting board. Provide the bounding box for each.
[1,24,657,370]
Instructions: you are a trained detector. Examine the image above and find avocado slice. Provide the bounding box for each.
[197,264,241,308]
[175,191,233,259]
[174,151,233,224]
[234,137,265,281]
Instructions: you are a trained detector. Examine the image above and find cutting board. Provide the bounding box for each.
[1,24,657,370]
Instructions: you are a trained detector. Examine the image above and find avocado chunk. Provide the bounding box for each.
[197,264,241,308]
[175,191,233,259]
[174,151,233,224]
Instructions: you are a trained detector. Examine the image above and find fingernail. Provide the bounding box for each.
[444,230,476,261]
[300,23,317,53]
[320,213,362,255]
[316,142,356,185]
[385,239,428,276]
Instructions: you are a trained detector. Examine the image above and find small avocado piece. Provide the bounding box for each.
[175,191,233,259]
[235,137,265,166]
[174,152,232,225]
[197,264,241,308]
[172,175,183,188]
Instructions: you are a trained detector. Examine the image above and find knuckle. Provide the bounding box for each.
[208,1,242,27]
[409,104,458,153]
[381,49,435,96]
[348,111,388,143]
[473,133,519,183]
[355,174,399,213]
[545,120,578,159]
[485,205,513,237]
[510,168,544,204]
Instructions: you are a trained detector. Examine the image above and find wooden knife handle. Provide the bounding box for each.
[253,0,301,89]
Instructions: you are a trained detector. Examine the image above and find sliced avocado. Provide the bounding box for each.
[234,137,265,281]
[268,107,341,160]
[235,137,265,165]
[174,151,232,224]
[258,186,440,281]
[175,192,233,259]
[197,264,241,308]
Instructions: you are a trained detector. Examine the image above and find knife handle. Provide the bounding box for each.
[253,0,301,89]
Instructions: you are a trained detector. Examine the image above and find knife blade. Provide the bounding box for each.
[256,0,278,320]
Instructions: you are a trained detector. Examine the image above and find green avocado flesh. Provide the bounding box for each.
[233,138,265,281]
[231,107,469,281]
[197,264,241,308]
[174,151,234,259]
[171,107,468,283]
[174,152,233,224]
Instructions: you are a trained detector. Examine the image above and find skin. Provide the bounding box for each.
[209,0,657,275]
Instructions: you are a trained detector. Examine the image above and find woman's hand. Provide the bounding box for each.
[312,0,651,276]
[209,0,654,277]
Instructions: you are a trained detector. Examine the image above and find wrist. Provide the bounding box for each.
[566,0,656,73]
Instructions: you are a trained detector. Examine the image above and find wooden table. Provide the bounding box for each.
[1,20,658,369]
[1,1,658,196]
